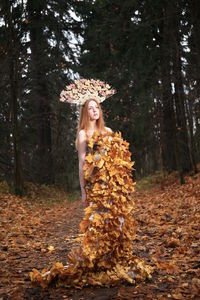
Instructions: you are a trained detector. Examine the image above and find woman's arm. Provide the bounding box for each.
[77,130,87,206]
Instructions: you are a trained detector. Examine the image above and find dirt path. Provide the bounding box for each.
[0,173,200,299]
[1,200,84,299]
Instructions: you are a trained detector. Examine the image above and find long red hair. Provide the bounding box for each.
[76,98,106,147]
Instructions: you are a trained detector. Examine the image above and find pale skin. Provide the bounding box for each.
[77,100,112,207]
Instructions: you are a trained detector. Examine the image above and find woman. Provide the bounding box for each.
[30,79,153,288]
[77,98,112,207]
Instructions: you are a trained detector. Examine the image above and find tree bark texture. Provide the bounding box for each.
[160,5,177,173]
[5,0,24,195]
[27,0,54,184]
[171,3,193,174]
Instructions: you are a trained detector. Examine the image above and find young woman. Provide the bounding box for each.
[76,98,112,207]
[30,80,153,288]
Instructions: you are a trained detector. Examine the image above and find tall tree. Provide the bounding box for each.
[0,0,82,191]
[171,1,193,175]
[185,0,200,166]
[27,0,55,184]
[3,0,24,195]
[158,2,177,173]
[25,0,81,185]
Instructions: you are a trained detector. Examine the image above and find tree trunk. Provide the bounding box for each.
[27,0,54,184]
[160,5,177,173]
[189,0,200,166]
[5,0,24,196]
[171,4,193,174]
[185,99,198,173]
[190,0,200,95]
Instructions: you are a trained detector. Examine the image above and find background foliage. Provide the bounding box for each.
[0,0,199,195]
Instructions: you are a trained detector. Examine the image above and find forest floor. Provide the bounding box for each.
[0,171,200,300]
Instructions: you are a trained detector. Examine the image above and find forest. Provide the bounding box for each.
[0,1,200,299]
[0,0,200,195]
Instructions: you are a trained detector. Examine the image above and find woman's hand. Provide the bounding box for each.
[81,188,87,207]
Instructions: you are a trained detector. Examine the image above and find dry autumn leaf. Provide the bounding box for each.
[48,245,55,252]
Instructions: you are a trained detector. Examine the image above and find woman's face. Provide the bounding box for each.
[87,100,100,121]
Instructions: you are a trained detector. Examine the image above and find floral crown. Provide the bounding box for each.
[60,79,116,106]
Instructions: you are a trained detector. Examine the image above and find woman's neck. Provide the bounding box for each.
[89,120,98,131]
[87,120,98,137]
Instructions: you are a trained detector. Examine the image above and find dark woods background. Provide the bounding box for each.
[0,0,199,196]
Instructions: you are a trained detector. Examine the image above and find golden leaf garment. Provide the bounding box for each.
[30,132,153,288]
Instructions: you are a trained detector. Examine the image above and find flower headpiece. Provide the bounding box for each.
[60,79,116,106]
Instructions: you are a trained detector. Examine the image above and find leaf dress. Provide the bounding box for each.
[30,131,153,288]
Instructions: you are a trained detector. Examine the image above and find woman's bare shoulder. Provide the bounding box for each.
[105,127,112,133]
[78,129,86,137]
[78,130,87,143]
